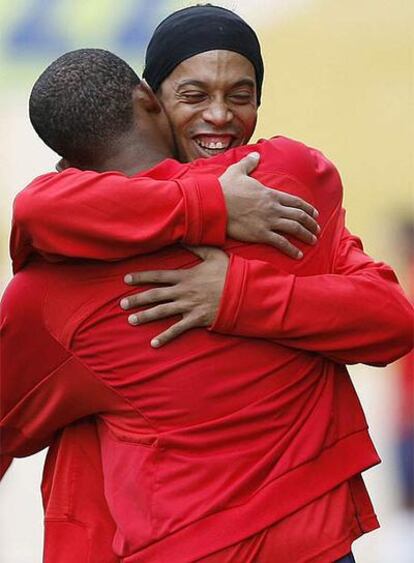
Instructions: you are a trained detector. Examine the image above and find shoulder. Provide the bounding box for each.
[13,172,56,221]
[258,136,340,179]
[15,169,82,200]
[13,168,124,205]
[256,136,344,206]
[13,169,73,222]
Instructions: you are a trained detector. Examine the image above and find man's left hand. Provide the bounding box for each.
[120,247,229,347]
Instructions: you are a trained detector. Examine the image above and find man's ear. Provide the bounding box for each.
[132,80,162,114]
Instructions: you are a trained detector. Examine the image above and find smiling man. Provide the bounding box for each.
[154,50,257,159]
[142,5,263,161]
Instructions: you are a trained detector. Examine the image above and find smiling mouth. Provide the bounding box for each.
[192,134,235,156]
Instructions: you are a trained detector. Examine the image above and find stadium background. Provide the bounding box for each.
[0,0,412,561]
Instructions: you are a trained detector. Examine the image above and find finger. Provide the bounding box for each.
[231,151,260,175]
[276,205,320,235]
[124,270,184,285]
[128,303,185,326]
[265,232,303,260]
[150,317,198,348]
[277,192,319,219]
[273,219,317,246]
[120,287,179,310]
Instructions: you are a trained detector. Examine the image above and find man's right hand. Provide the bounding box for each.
[219,152,320,259]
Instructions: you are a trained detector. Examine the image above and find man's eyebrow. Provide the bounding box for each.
[176,80,207,89]
[175,78,256,89]
[230,78,255,89]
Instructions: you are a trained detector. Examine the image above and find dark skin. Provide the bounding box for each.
[121,246,229,347]
[157,50,259,162]
[121,51,320,347]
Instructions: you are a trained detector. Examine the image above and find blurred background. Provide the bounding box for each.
[0,0,413,561]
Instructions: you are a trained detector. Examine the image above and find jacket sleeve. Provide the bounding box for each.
[0,278,117,462]
[11,169,227,272]
[211,228,414,366]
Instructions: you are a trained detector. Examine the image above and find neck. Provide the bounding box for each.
[86,133,173,176]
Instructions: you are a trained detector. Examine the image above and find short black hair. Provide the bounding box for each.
[29,48,141,165]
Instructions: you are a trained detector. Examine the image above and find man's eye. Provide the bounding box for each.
[229,92,253,104]
[179,91,207,103]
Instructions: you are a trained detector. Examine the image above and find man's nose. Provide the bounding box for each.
[202,100,233,127]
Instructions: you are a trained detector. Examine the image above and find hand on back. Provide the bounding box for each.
[219,152,320,260]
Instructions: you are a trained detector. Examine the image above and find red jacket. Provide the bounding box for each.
[2,137,413,561]
[11,138,412,367]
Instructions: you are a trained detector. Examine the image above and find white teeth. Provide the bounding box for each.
[195,139,230,151]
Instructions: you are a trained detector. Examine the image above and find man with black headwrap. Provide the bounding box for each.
[142,4,264,162]
[7,6,413,563]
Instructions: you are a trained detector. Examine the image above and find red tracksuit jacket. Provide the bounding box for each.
[2,137,413,562]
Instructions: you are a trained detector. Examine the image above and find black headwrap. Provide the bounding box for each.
[143,4,264,105]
